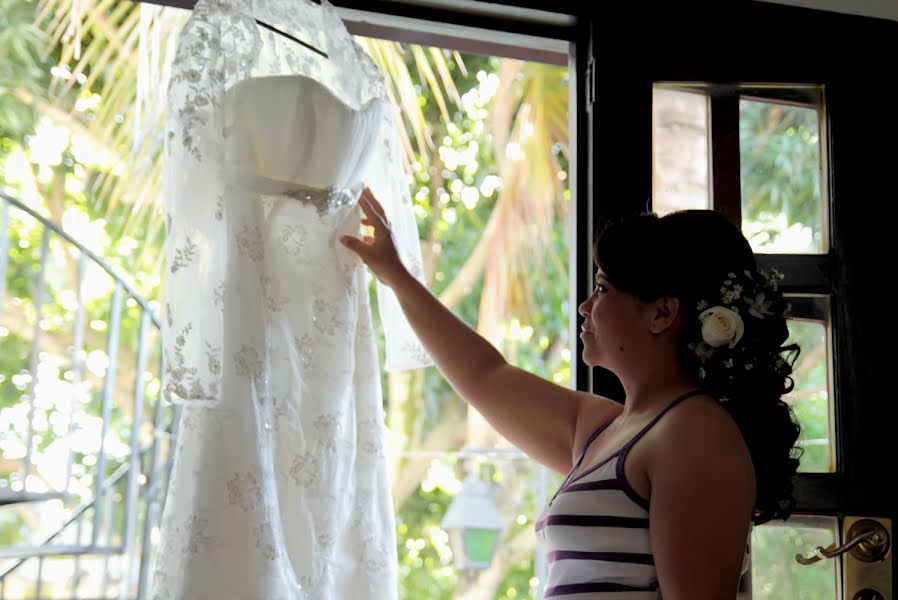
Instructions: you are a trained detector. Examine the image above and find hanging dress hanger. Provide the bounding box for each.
[250,0,328,59]
[254,18,328,59]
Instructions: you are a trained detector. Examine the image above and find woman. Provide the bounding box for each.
[341,189,801,599]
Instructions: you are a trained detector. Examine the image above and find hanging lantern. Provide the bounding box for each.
[440,471,504,570]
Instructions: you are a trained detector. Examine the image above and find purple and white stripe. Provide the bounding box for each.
[535,390,750,598]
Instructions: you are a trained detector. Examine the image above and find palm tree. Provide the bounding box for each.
[0,0,47,135]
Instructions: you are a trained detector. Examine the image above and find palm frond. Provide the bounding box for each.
[32,0,183,249]
[0,0,49,132]
[358,38,462,168]
[411,45,450,124]
[477,60,570,340]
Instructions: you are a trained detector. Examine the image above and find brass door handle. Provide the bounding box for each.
[796,520,891,565]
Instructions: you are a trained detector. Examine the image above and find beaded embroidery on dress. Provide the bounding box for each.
[153,1,431,598]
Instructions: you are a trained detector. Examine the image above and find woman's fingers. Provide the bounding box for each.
[361,188,389,227]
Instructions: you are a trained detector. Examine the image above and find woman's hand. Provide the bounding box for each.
[340,187,409,288]
[341,188,615,477]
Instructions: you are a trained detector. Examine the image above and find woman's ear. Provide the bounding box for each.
[649,296,680,335]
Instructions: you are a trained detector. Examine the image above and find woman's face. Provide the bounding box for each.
[577,270,650,370]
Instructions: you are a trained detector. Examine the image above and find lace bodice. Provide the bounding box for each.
[162,0,430,406]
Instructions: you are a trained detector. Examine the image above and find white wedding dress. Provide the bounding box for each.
[152,1,430,598]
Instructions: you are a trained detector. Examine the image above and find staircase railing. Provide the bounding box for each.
[0,191,179,600]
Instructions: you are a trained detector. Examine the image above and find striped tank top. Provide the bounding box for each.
[535,390,750,598]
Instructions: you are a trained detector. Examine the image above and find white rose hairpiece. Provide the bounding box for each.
[699,306,744,348]
[689,269,788,375]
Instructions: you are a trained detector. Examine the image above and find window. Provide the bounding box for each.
[653,82,841,596]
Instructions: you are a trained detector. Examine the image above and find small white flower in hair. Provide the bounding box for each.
[747,292,774,319]
[762,269,784,291]
[694,342,715,362]
[722,286,742,304]
[745,363,754,371]
[699,306,745,349]
[723,359,734,369]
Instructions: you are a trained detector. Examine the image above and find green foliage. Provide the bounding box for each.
[752,522,838,599]
[0,0,48,136]
[740,100,824,252]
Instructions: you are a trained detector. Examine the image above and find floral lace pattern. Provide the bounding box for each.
[155,0,429,597]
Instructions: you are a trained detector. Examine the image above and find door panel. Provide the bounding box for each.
[586,3,897,596]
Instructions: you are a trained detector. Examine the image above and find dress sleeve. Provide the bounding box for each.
[362,106,433,372]
[161,6,228,405]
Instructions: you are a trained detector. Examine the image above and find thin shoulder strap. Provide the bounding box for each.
[548,416,618,505]
[574,417,617,467]
[621,389,704,453]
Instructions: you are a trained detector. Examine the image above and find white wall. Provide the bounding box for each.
[756,0,898,22]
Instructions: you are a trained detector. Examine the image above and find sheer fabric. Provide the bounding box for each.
[153,1,430,597]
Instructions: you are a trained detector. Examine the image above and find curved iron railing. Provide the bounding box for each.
[0,191,179,599]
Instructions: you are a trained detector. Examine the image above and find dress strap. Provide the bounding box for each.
[618,389,704,458]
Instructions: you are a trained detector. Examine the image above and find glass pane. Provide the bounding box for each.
[355,43,571,598]
[740,98,826,253]
[466,525,499,563]
[784,296,834,473]
[652,87,710,215]
[751,516,839,600]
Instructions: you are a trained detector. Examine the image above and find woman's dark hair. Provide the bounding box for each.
[594,210,801,524]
